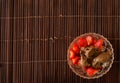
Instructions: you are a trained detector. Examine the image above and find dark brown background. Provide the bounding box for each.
[0,0,120,83]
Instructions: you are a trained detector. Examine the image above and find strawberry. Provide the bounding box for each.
[86,36,94,46]
[77,38,88,48]
[72,56,80,65]
[72,44,80,54]
[94,39,103,50]
[86,67,99,77]
[93,39,97,44]
[69,49,75,59]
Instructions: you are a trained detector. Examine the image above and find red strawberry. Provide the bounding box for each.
[69,49,75,59]
[72,56,80,65]
[86,36,94,46]
[86,67,99,77]
[72,44,80,54]
[77,38,88,48]
[93,39,97,44]
[94,39,103,50]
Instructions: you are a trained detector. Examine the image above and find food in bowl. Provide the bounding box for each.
[67,33,114,79]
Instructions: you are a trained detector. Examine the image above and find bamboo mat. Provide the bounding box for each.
[0,0,120,83]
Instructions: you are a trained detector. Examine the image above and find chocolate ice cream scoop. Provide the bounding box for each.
[92,49,111,68]
[80,46,101,67]
[81,46,101,59]
[80,54,91,67]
